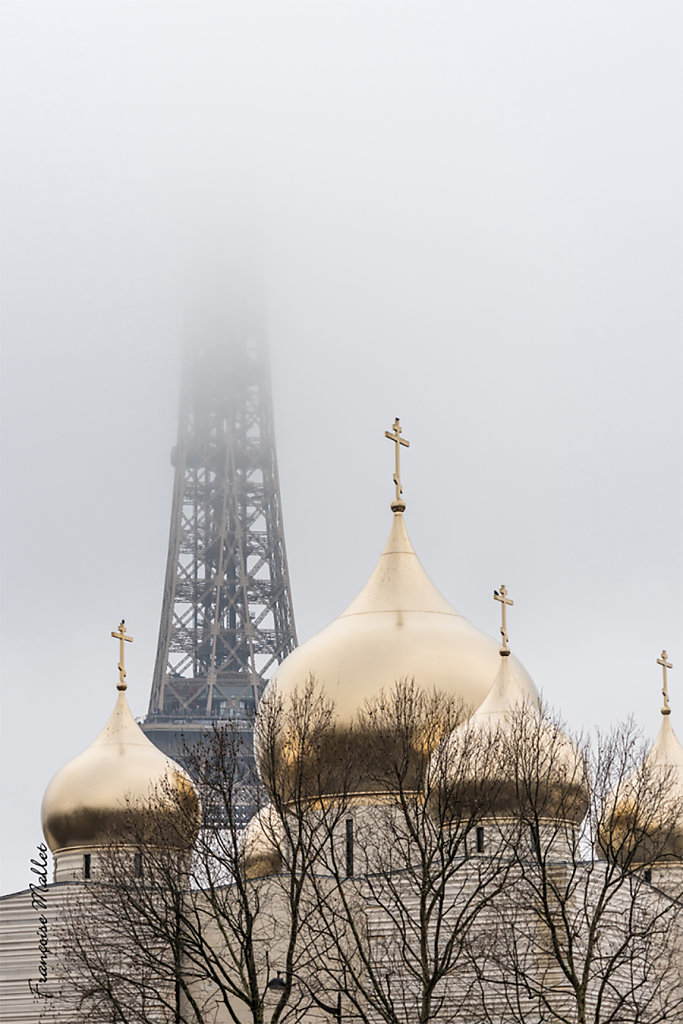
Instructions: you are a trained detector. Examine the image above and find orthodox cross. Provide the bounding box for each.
[384,418,410,511]
[111,619,134,691]
[494,586,514,654]
[657,649,673,716]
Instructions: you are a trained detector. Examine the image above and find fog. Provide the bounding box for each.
[1,2,681,895]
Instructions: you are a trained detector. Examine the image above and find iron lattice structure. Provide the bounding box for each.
[143,324,297,757]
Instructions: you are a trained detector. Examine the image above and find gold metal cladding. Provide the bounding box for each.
[111,619,133,691]
[601,675,683,865]
[434,656,590,827]
[257,512,540,803]
[241,805,284,879]
[658,649,673,716]
[385,417,410,512]
[266,510,536,731]
[494,586,513,655]
[41,684,201,853]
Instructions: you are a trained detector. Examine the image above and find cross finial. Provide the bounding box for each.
[657,649,673,716]
[384,418,410,512]
[494,586,514,655]
[111,619,134,691]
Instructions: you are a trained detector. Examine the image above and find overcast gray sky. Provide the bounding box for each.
[1,2,681,896]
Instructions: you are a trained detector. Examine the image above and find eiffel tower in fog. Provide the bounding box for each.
[142,316,297,760]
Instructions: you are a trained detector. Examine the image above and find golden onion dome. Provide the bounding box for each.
[432,653,589,823]
[642,713,683,857]
[256,510,538,799]
[601,706,683,865]
[41,683,200,854]
[241,805,284,879]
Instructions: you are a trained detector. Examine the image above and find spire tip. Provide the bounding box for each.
[385,417,410,513]
[494,586,514,655]
[111,619,134,691]
[657,649,673,716]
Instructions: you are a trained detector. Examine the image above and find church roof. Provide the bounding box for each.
[41,625,199,854]
[264,510,538,731]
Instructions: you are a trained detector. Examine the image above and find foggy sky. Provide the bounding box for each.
[1,2,681,896]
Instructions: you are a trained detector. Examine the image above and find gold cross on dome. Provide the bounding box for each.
[384,418,410,511]
[494,586,514,654]
[657,649,673,716]
[111,619,134,691]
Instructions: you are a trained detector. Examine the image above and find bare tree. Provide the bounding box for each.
[51,684,682,1024]
[54,681,344,1024]
[466,712,683,1024]
[302,680,515,1024]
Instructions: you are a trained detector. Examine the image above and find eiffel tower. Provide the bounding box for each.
[142,318,297,760]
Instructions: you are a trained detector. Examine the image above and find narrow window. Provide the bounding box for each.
[83,853,91,879]
[134,852,143,879]
[644,868,652,884]
[345,817,354,877]
[476,826,485,854]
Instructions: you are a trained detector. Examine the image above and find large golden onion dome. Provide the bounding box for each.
[256,509,538,799]
[431,652,589,824]
[42,650,200,854]
[601,664,683,865]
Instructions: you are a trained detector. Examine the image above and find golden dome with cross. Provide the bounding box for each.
[255,423,539,800]
[41,621,200,855]
[430,590,589,825]
[601,651,683,864]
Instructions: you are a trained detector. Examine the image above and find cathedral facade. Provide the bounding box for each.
[1,435,682,1023]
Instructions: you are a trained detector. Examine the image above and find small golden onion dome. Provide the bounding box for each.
[256,511,538,800]
[41,687,200,854]
[601,714,683,864]
[431,654,589,823]
[241,805,284,879]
